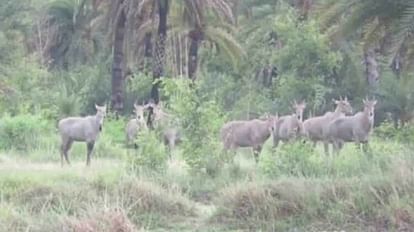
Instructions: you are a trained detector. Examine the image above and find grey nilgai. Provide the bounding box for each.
[272,100,306,148]
[220,114,278,163]
[303,97,353,154]
[125,103,148,148]
[58,104,107,166]
[325,98,377,155]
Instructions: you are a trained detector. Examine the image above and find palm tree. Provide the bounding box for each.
[318,0,414,84]
[110,0,127,114]
[235,0,280,86]
[37,0,99,69]
[173,0,243,81]
[97,0,156,113]
[183,0,234,81]
[150,0,169,104]
[0,0,31,65]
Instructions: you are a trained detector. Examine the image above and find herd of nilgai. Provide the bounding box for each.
[57,97,377,166]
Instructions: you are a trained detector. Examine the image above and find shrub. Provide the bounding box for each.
[163,78,227,174]
[259,141,321,178]
[0,114,50,151]
[127,129,168,172]
[93,116,127,159]
[375,121,414,144]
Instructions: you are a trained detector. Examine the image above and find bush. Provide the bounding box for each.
[259,141,321,178]
[163,78,227,174]
[93,116,127,159]
[127,129,168,172]
[375,121,414,144]
[55,65,111,116]
[0,114,50,151]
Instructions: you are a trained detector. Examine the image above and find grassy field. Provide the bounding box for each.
[0,137,414,232]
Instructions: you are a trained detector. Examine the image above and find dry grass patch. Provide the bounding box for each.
[117,178,196,218]
[210,172,414,231]
[211,179,314,229]
[64,208,136,232]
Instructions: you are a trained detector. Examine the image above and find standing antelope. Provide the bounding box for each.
[125,103,148,149]
[303,97,353,155]
[58,104,107,166]
[325,97,377,155]
[220,114,279,163]
[272,100,306,148]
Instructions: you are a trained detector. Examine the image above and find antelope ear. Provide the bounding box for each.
[95,104,99,110]
[373,100,377,105]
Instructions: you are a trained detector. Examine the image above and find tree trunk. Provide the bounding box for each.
[151,0,168,104]
[148,0,168,129]
[140,32,152,75]
[144,33,153,58]
[142,0,156,75]
[188,29,203,81]
[364,48,379,88]
[188,38,199,81]
[111,2,126,115]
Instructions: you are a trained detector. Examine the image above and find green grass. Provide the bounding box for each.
[0,136,414,231]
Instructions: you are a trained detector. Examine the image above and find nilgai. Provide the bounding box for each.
[146,101,182,156]
[325,97,377,155]
[272,100,306,148]
[303,97,353,154]
[58,104,107,166]
[125,103,148,148]
[220,114,278,163]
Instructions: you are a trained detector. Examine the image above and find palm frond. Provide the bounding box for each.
[204,26,245,69]
[206,0,235,23]
[388,1,414,66]
[361,17,384,51]
[317,0,355,31]
[403,38,414,70]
